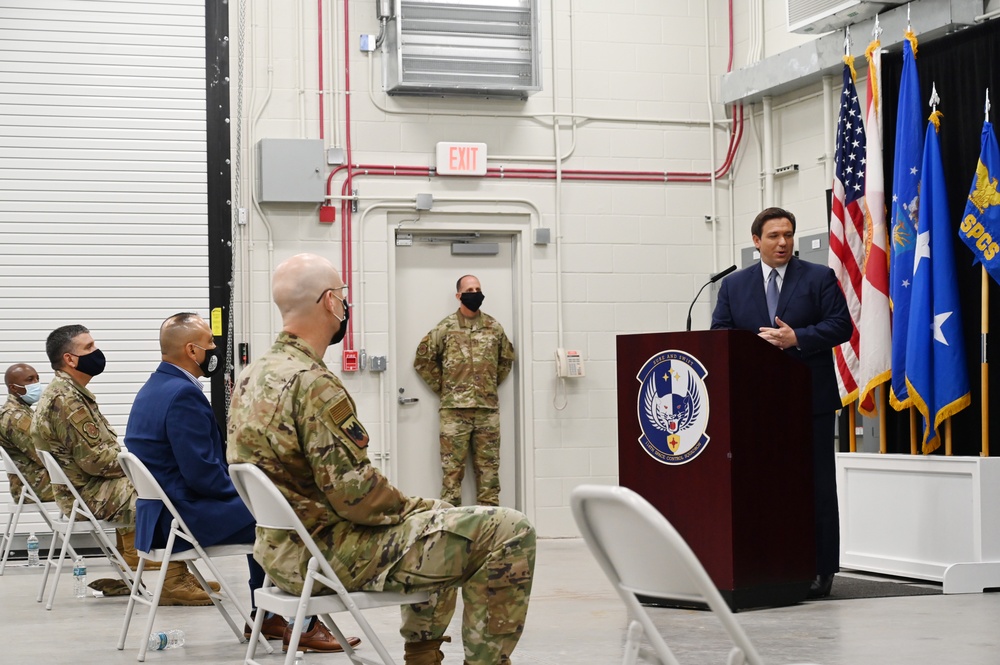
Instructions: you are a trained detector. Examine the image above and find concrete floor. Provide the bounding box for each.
[1,538,998,664]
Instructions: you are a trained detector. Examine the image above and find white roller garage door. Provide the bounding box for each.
[0,0,211,534]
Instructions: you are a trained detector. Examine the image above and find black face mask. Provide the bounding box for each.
[72,349,106,377]
[460,291,485,312]
[331,306,350,345]
[196,345,221,377]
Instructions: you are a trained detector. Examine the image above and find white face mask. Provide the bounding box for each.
[14,383,43,405]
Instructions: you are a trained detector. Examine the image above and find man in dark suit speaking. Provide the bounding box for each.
[711,207,851,599]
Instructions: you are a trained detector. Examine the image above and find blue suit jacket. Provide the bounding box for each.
[711,256,852,414]
[125,362,254,552]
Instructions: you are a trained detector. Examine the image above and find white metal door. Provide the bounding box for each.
[393,232,519,508]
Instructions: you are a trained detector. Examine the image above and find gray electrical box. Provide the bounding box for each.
[256,139,326,203]
[797,232,829,266]
[739,232,830,269]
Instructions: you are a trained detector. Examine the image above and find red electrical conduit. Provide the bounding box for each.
[342,0,355,350]
[329,0,742,349]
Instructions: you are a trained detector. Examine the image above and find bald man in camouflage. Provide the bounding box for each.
[414,275,514,506]
[227,253,535,665]
[1,363,55,506]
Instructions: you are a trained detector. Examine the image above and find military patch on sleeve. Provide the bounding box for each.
[328,396,353,425]
[69,408,89,426]
[16,413,32,433]
[340,415,369,448]
[82,421,100,440]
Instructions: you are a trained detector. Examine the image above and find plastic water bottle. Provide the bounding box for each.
[73,556,87,598]
[26,532,40,567]
[293,651,304,665]
[147,630,185,651]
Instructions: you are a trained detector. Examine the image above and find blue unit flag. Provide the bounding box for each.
[889,34,923,410]
[905,115,971,454]
[958,121,1000,284]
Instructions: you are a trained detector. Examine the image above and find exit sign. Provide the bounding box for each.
[436,142,487,176]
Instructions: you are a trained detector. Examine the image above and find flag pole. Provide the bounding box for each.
[983,89,992,458]
[983,265,990,457]
[848,404,856,452]
[912,80,940,457]
[879,384,887,453]
[933,80,946,456]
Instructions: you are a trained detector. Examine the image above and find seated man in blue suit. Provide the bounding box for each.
[126,313,359,652]
[711,207,851,599]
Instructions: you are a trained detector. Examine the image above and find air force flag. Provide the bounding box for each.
[905,115,971,454]
[889,33,923,410]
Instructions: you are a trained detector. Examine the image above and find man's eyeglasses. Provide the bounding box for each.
[316,285,349,304]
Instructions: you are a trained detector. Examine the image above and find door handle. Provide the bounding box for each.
[398,387,419,405]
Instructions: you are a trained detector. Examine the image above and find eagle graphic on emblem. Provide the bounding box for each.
[643,371,702,452]
[969,160,1000,214]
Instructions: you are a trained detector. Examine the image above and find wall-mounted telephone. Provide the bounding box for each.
[555,348,585,378]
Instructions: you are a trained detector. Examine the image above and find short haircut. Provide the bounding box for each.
[4,363,34,388]
[46,324,90,370]
[751,207,797,238]
[159,312,203,355]
[456,275,476,292]
[163,312,201,328]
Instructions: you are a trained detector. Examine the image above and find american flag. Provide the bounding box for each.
[828,58,867,406]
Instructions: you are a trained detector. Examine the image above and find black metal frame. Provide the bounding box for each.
[205,0,233,431]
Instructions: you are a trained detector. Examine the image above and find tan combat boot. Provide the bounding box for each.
[158,562,213,606]
[117,529,160,572]
[403,637,451,664]
[119,530,221,592]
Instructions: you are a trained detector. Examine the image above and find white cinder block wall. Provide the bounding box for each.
[230,0,837,536]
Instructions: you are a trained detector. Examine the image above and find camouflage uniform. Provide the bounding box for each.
[0,393,54,502]
[228,332,534,664]
[31,371,134,524]
[414,310,514,506]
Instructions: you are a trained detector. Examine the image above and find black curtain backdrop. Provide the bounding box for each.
[880,19,1000,456]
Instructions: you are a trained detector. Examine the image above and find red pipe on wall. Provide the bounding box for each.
[342,0,355,350]
[327,0,744,348]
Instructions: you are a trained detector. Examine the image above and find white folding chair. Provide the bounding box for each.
[229,463,431,665]
[0,447,76,574]
[36,449,133,610]
[570,485,822,665]
[115,451,272,662]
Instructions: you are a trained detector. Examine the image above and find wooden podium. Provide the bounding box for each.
[616,329,815,610]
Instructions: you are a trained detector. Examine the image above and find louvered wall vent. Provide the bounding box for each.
[787,0,907,34]
[383,0,540,99]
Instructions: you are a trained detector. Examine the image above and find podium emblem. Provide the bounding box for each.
[636,350,710,465]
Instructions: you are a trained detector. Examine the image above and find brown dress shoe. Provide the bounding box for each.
[244,612,289,640]
[282,618,362,653]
